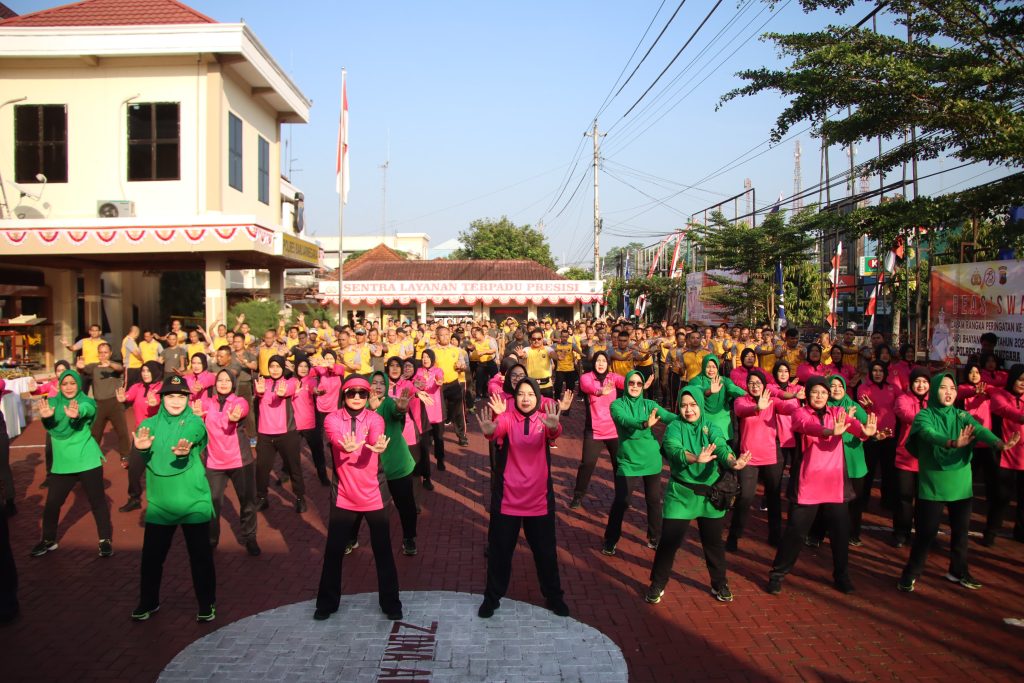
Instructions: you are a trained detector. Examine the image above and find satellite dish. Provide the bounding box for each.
[15,205,46,219]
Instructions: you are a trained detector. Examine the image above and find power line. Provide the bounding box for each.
[593,0,670,121]
[611,0,689,100]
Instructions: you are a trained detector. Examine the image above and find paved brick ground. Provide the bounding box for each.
[3,404,1024,682]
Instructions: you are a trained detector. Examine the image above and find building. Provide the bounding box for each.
[317,244,603,324]
[0,0,320,366]
[314,233,430,271]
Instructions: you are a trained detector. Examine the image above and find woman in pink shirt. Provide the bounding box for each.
[253,355,305,513]
[857,360,899,515]
[891,367,930,547]
[315,375,401,622]
[477,377,568,619]
[292,358,327,487]
[185,354,215,401]
[729,348,757,390]
[570,351,625,508]
[768,361,804,499]
[116,361,165,513]
[767,376,876,596]
[827,347,854,384]
[194,370,259,556]
[312,350,345,485]
[796,343,828,386]
[986,364,1024,545]
[413,350,446,490]
[730,369,796,549]
[488,356,520,399]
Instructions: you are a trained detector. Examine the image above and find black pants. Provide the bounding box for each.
[985,466,1024,539]
[351,474,418,542]
[44,434,53,475]
[206,464,257,546]
[237,382,256,439]
[0,429,12,505]
[316,505,401,614]
[42,466,112,541]
[127,448,147,499]
[442,381,466,441]
[90,397,130,457]
[650,516,727,590]
[848,475,870,540]
[0,504,17,620]
[475,360,497,400]
[729,460,784,544]
[554,370,578,402]
[902,498,972,582]
[483,511,563,607]
[573,434,619,497]
[139,521,216,611]
[667,372,681,412]
[301,426,328,482]
[771,502,850,582]
[255,432,304,499]
[604,473,663,546]
[864,438,897,509]
[418,423,444,479]
[894,468,917,540]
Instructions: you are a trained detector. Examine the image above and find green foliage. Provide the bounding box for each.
[603,275,684,321]
[603,243,645,278]
[561,267,594,280]
[783,259,829,327]
[159,271,203,325]
[228,299,283,336]
[290,305,336,326]
[451,216,557,269]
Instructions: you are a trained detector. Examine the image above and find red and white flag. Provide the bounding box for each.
[336,71,350,203]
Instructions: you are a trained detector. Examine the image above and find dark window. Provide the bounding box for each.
[228,113,243,191]
[127,102,180,181]
[14,104,68,183]
[257,136,269,204]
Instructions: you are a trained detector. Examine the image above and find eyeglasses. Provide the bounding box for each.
[627,380,644,387]
[344,389,370,399]
[531,336,543,341]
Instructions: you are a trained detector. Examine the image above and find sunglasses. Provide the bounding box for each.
[344,389,370,399]
[531,336,543,341]
[627,380,644,387]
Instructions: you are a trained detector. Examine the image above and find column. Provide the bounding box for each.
[418,301,427,323]
[83,269,102,328]
[268,266,284,305]
[527,303,538,320]
[205,256,228,326]
[49,269,77,364]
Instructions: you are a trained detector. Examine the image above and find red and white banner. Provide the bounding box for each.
[318,279,603,306]
[336,70,350,203]
[826,241,843,329]
[647,235,672,277]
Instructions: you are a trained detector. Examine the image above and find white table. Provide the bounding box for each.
[1,375,35,439]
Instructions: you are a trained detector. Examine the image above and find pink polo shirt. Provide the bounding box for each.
[325,408,386,511]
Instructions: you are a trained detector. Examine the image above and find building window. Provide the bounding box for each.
[14,104,68,183]
[127,103,180,181]
[228,112,243,191]
[257,136,269,204]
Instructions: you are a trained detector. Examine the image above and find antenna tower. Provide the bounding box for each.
[793,140,803,210]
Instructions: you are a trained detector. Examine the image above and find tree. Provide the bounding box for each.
[228,299,283,336]
[561,267,594,280]
[602,242,645,279]
[159,271,203,324]
[604,275,684,322]
[783,259,829,328]
[451,216,556,269]
[721,0,1024,240]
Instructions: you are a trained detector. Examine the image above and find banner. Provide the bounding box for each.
[685,270,746,325]
[929,259,1024,364]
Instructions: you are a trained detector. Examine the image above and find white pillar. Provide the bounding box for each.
[205,256,227,327]
[418,300,427,324]
[268,266,284,305]
[527,303,538,320]
[50,268,77,364]
[83,269,102,329]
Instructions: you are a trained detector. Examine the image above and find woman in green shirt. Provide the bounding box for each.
[130,375,216,623]
[687,354,746,441]
[897,372,1018,592]
[603,370,679,555]
[646,386,751,604]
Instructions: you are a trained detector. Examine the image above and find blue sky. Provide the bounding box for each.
[11,0,1013,264]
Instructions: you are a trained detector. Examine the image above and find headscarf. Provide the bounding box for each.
[420,348,437,369]
[502,363,528,395]
[142,360,164,390]
[806,343,823,366]
[513,377,543,434]
[591,350,610,384]
[190,353,208,370]
[908,367,931,407]
[827,374,858,411]
[673,385,728,457]
[615,369,653,424]
[747,368,767,389]
[139,394,208,477]
[908,372,961,452]
[772,360,792,389]
[739,348,756,368]
[268,354,289,379]
[804,376,831,417]
[47,368,96,439]
[869,360,889,389]
[1004,364,1024,396]
[385,355,404,382]
[214,369,236,408]
[498,356,519,376]
[401,357,419,380]
[54,359,71,375]
[963,361,983,386]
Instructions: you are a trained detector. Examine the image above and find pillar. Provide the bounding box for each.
[527,303,538,320]
[83,269,102,329]
[50,269,76,363]
[205,256,227,326]
[268,266,284,305]
[418,301,427,323]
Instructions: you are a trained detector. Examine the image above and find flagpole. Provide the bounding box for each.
[337,68,347,325]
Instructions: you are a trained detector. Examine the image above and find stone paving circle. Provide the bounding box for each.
[158,590,628,682]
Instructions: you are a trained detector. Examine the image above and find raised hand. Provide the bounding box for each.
[191,400,205,417]
[417,391,435,407]
[862,412,878,438]
[395,388,413,412]
[1003,432,1021,451]
[64,399,80,419]
[732,450,753,470]
[488,393,507,416]
[757,390,771,411]
[644,373,655,390]
[796,387,806,401]
[954,424,975,448]
[171,438,193,457]
[339,432,364,453]
[558,390,574,412]
[541,402,561,429]
[367,434,390,454]
[709,376,723,394]
[254,377,266,394]
[368,392,383,410]
[832,409,850,436]
[646,408,660,428]
[477,406,497,436]
[37,398,54,419]
[147,392,159,408]
[600,381,614,396]
[859,394,874,408]
[132,426,154,450]
[977,382,987,395]
[228,403,243,422]
[115,387,126,403]
[276,380,288,397]
[696,442,717,463]
[237,313,245,323]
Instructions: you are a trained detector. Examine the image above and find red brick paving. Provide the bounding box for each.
[3,407,1024,682]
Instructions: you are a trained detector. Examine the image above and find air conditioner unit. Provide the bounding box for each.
[96,200,135,218]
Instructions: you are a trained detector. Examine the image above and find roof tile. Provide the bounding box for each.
[0,0,216,27]
[340,244,565,281]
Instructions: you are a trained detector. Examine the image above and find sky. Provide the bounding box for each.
[11,0,1015,265]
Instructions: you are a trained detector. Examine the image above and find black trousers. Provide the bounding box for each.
[573,434,619,497]
[127,448,146,499]
[206,464,257,546]
[255,432,304,499]
[864,438,897,509]
[139,521,216,610]
[42,466,112,541]
[475,360,497,400]
[554,370,578,401]
[986,466,1024,539]
[483,511,563,606]
[894,468,917,540]
[604,473,663,546]
[667,372,682,412]
[650,516,727,591]
[0,429,12,505]
[44,434,52,475]
[0,504,17,620]
[729,460,784,543]
[442,381,466,440]
[417,423,444,479]
[90,397,130,457]
[237,382,257,439]
[352,474,418,542]
[848,475,870,540]
[301,426,328,481]
[316,505,401,614]
[902,498,972,582]
[771,502,850,582]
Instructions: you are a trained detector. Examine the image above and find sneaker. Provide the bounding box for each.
[402,538,417,556]
[980,531,996,547]
[478,600,498,618]
[119,497,141,513]
[98,539,113,558]
[804,537,822,549]
[601,542,616,556]
[848,537,863,547]
[131,604,160,621]
[295,497,307,514]
[946,572,982,590]
[546,598,570,617]
[313,608,334,621]
[345,540,359,556]
[766,577,783,595]
[725,536,738,552]
[897,578,916,593]
[120,455,129,470]
[255,497,269,511]
[758,500,768,512]
[245,539,261,557]
[29,540,58,557]
[457,439,469,447]
[568,494,583,510]
[712,584,734,603]
[196,604,216,623]
[834,576,855,594]
[646,539,659,550]
[644,585,665,604]
[384,607,404,620]
[422,478,435,492]
[436,460,447,472]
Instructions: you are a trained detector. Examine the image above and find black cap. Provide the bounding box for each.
[159,375,190,396]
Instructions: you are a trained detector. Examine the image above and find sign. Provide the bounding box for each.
[318,280,603,305]
[280,233,322,266]
[860,256,879,277]
[685,270,746,325]
[929,259,1024,364]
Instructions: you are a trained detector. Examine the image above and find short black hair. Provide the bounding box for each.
[980,332,998,345]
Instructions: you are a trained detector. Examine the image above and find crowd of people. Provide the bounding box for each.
[0,313,1021,626]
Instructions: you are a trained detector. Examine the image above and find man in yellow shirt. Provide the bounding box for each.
[343,328,374,375]
[681,331,708,382]
[609,331,636,377]
[62,324,106,395]
[257,329,283,378]
[469,326,499,402]
[138,330,163,364]
[120,325,144,387]
[757,328,778,374]
[776,328,804,368]
[553,329,579,407]
[524,328,555,398]
[432,326,469,446]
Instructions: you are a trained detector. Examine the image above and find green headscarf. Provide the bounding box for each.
[826,374,867,477]
[370,370,416,481]
[612,370,654,427]
[671,385,726,459]
[45,368,97,440]
[685,354,745,438]
[138,397,208,477]
[610,370,678,477]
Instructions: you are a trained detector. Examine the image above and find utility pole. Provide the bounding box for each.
[585,120,606,318]
[379,159,389,239]
[793,140,803,211]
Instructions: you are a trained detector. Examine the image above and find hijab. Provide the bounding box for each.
[591,350,610,384]
[502,363,528,395]
[806,343,823,367]
[804,375,831,419]
[908,372,961,450]
[215,369,236,409]
[142,360,164,390]
[614,370,653,425]
[420,348,437,370]
[869,360,889,389]
[673,385,722,456]
[908,367,931,407]
[740,348,756,368]
[48,368,96,439]
[513,377,543,434]
[190,353,208,371]
[141,395,208,477]
[1005,364,1024,396]
[385,355,404,382]
[773,360,792,389]
[268,354,289,380]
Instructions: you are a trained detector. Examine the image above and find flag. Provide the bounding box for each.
[669,232,683,278]
[770,191,783,213]
[622,250,631,314]
[647,235,672,277]
[336,71,349,203]
[635,293,647,318]
[775,260,786,328]
[826,241,843,329]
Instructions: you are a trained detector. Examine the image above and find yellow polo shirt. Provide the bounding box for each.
[432,345,461,384]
